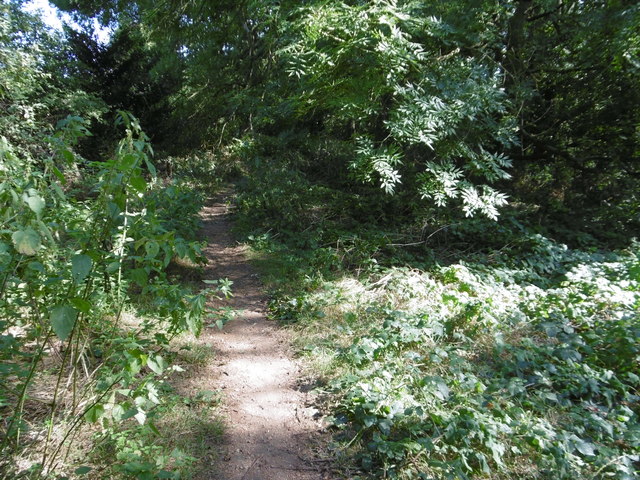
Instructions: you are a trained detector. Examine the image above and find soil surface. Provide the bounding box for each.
[196,192,331,480]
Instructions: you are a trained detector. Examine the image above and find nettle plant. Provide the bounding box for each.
[0,113,211,478]
[281,0,515,219]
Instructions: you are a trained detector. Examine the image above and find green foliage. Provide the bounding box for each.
[0,112,217,478]
[244,199,640,478]
[504,1,640,242]
[52,0,640,237]
[64,22,184,157]
[0,3,106,156]
[278,0,515,219]
[6,0,640,478]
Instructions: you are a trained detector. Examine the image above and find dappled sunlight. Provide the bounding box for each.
[3,0,639,477]
[197,196,326,479]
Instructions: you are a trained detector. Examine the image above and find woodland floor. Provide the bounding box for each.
[184,192,332,480]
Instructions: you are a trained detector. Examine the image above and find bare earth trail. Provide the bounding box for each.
[196,192,331,480]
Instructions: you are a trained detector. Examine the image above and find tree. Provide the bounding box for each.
[51,0,640,238]
[0,1,104,157]
[274,0,516,219]
[502,0,640,242]
[63,22,182,156]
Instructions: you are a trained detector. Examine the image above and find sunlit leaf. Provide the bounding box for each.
[147,355,165,375]
[25,195,45,217]
[12,228,41,255]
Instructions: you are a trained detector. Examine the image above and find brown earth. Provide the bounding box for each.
[192,192,333,480]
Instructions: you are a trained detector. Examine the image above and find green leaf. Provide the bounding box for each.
[28,261,45,272]
[111,404,125,421]
[144,158,157,178]
[134,408,146,425]
[50,305,77,341]
[71,254,92,284]
[148,421,160,435]
[575,439,596,456]
[147,355,166,375]
[74,466,92,475]
[107,261,121,273]
[129,174,147,193]
[61,149,75,164]
[70,297,92,314]
[122,408,138,420]
[25,195,45,217]
[629,263,640,282]
[84,404,105,423]
[119,153,138,170]
[145,240,159,259]
[36,219,55,244]
[12,228,41,255]
[52,181,66,198]
[130,268,148,287]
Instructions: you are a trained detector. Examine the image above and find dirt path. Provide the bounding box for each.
[196,192,330,480]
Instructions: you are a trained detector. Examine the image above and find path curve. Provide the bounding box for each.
[198,192,329,480]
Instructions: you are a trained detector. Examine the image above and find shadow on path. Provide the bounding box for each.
[197,191,331,480]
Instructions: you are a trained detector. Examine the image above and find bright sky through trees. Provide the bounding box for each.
[21,0,111,42]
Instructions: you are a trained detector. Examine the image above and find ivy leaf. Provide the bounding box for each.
[575,439,596,456]
[74,466,92,475]
[71,254,93,284]
[12,228,41,255]
[50,305,77,341]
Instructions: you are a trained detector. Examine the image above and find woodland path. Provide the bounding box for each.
[195,191,331,480]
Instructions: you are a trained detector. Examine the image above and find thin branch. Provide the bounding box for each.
[388,223,455,247]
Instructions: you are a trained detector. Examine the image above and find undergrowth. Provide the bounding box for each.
[0,113,226,479]
[235,167,640,479]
